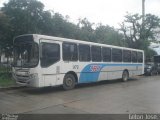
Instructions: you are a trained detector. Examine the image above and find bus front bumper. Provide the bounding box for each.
[12,73,39,87]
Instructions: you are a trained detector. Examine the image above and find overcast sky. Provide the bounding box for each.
[0,0,160,28]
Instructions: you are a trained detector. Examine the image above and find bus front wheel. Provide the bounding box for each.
[63,74,76,90]
[122,70,129,82]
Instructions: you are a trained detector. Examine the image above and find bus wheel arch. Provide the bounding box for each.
[63,71,78,90]
[122,69,129,82]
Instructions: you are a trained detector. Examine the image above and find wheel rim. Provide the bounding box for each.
[65,77,73,87]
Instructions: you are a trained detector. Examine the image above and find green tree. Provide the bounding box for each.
[95,24,124,46]
[120,13,160,57]
[0,0,133,56]
[49,13,78,39]
[0,12,12,48]
[2,0,45,34]
[77,18,95,42]
[0,0,50,58]
[0,12,13,59]
[1,0,47,52]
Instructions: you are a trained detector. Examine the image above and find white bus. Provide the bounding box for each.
[12,34,144,90]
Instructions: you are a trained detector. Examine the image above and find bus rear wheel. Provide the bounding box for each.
[63,74,76,90]
[122,70,129,82]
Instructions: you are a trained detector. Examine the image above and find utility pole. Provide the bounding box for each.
[142,0,145,24]
[142,0,145,42]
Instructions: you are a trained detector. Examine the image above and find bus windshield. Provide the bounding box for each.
[13,37,39,68]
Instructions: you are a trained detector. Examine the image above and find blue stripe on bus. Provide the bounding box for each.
[79,63,143,83]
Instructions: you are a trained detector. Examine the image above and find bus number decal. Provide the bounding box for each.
[73,65,79,69]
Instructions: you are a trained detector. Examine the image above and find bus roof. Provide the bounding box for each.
[15,34,144,52]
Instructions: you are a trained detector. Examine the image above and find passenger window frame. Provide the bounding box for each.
[91,45,102,62]
[62,42,78,61]
[102,47,111,62]
[40,42,60,68]
[78,44,91,62]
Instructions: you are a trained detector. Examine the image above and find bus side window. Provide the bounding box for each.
[79,44,91,61]
[131,51,137,63]
[112,48,122,62]
[123,50,131,62]
[41,43,60,67]
[63,42,78,61]
[102,47,111,62]
[137,52,143,63]
[91,46,101,62]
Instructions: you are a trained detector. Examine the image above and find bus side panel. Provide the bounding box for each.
[78,63,144,83]
[132,65,143,76]
[53,62,144,85]
[56,74,65,85]
[122,65,135,77]
[99,65,123,80]
[127,65,143,77]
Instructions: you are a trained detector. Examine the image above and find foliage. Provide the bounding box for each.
[95,24,124,46]
[120,13,160,57]
[0,12,12,49]
[0,0,125,53]
[145,48,157,60]
[2,0,45,34]
[0,73,14,87]
[77,18,95,41]
[0,65,13,87]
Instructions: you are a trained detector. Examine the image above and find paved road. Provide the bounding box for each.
[0,75,160,114]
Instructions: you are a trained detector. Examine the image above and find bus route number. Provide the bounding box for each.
[73,65,79,69]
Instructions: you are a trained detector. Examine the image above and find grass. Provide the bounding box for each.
[0,65,15,87]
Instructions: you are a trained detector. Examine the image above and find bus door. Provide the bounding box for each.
[40,39,60,86]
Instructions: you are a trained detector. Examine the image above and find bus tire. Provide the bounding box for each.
[122,70,129,82]
[63,74,76,90]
